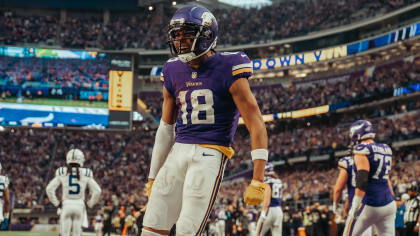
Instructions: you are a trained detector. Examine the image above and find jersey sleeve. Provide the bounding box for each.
[55,167,66,176]
[227,52,253,89]
[84,168,93,178]
[385,144,393,156]
[161,60,176,97]
[87,177,102,208]
[353,143,371,155]
[338,158,348,170]
[46,177,61,207]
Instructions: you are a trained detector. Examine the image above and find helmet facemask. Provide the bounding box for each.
[167,22,216,63]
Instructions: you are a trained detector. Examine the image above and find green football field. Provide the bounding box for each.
[0,232,119,236]
[1,98,108,108]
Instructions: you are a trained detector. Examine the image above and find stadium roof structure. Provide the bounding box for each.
[217,0,272,8]
[158,0,274,9]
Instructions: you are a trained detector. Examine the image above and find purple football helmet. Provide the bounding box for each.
[167,5,218,63]
[349,120,375,146]
[265,163,275,175]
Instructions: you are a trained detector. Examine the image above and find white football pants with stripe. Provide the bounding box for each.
[343,201,396,236]
[256,206,283,236]
[142,143,228,236]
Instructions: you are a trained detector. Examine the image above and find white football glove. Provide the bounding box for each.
[260,211,267,220]
[349,196,363,219]
[333,202,337,214]
[57,208,62,216]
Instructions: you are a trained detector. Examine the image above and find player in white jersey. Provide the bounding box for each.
[0,163,10,229]
[46,148,102,236]
[256,163,283,236]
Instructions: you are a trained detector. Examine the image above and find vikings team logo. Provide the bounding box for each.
[201,12,214,27]
[192,72,197,79]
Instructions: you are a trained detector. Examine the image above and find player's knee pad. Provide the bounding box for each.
[176,217,196,236]
[141,228,165,236]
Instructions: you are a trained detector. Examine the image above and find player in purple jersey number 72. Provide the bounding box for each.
[343,120,396,236]
[141,5,268,236]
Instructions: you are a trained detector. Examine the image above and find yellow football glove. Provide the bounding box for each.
[146,179,154,199]
[243,179,266,206]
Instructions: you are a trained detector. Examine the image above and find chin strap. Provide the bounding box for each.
[178,36,218,63]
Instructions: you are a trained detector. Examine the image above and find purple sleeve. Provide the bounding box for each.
[226,52,253,89]
[353,143,371,156]
[338,158,348,170]
[162,62,175,97]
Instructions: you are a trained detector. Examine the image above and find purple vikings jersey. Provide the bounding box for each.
[265,176,282,207]
[353,142,394,207]
[338,156,356,206]
[161,52,253,147]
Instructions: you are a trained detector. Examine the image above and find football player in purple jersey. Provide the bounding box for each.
[333,156,374,236]
[343,120,396,236]
[256,163,283,236]
[141,5,268,236]
[333,155,356,216]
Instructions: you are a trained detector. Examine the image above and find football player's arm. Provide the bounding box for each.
[147,86,177,181]
[262,183,271,214]
[230,78,268,182]
[333,168,348,212]
[343,198,349,217]
[354,153,369,198]
[87,178,102,208]
[46,177,61,207]
[350,153,370,217]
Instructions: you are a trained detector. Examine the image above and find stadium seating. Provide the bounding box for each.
[0,0,417,49]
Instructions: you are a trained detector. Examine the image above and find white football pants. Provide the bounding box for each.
[143,143,227,236]
[343,201,396,236]
[256,206,283,236]
[60,199,85,236]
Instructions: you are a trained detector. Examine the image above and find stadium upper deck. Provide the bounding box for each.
[0,0,418,51]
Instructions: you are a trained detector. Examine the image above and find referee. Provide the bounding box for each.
[404,184,420,236]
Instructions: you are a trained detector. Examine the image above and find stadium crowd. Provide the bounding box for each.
[255,58,420,114]
[139,56,420,120]
[0,99,418,211]
[0,0,417,49]
[226,103,420,174]
[3,124,419,235]
[207,145,420,236]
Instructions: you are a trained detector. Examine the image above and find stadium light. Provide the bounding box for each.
[148,5,154,11]
[172,1,177,5]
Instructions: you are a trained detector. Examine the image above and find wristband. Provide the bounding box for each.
[251,149,268,161]
[250,179,264,187]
